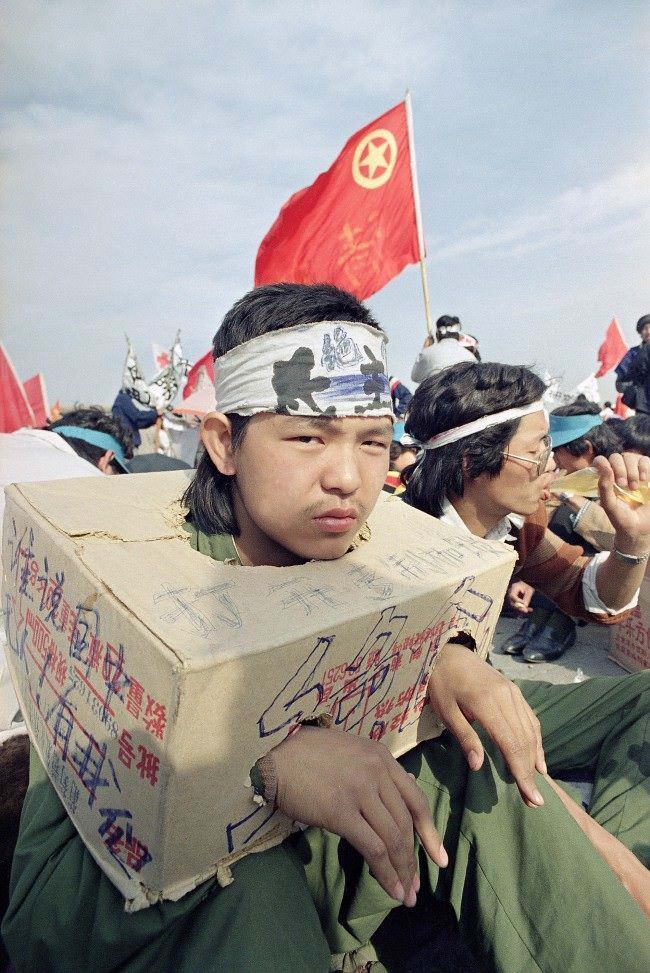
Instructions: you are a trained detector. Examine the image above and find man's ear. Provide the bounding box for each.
[201,412,237,476]
[584,441,595,462]
[97,450,115,474]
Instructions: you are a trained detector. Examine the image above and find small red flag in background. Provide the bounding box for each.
[0,343,35,433]
[595,317,628,378]
[23,373,50,427]
[614,393,633,419]
[255,101,420,300]
[183,349,214,399]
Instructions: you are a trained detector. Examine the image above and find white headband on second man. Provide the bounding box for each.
[421,400,547,450]
[213,320,394,418]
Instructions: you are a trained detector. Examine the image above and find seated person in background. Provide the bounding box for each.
[401,360,650,941]
[383,424,420,495]
[617,412,650,455]
[501,400,622,661]
[410,314,476,384]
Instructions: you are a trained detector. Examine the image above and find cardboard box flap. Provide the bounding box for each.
[75,495,516,668]
[8,470,192,541]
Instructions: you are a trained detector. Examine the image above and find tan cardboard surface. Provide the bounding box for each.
[609,570,650,672]
[2,473,515,909]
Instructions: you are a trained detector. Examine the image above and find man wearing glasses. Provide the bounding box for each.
[394,360,650,961]
[402,361,646,632]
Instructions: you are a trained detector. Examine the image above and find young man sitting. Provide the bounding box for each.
[4,301,648,973]
[402,360,649,938]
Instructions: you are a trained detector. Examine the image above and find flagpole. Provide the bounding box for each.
[405,90,434,338]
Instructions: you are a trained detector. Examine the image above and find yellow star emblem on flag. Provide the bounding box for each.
[352,129,398,189]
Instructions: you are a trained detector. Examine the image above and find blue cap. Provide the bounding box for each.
[53,426,130,472]
[392,421,405,443]
[549,413,603,448]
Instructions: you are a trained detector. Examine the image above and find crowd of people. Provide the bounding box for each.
[0,289,648,973]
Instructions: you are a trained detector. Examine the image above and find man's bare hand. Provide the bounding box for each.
[271,726,447,906]
[594,452,650,544]
[507,580,535,613]
[428,642,546,807]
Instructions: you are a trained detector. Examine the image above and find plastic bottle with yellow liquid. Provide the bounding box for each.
[549,467,650,507]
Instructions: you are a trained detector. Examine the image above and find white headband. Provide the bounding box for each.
[214,321,393,418]
[421,400,547,450]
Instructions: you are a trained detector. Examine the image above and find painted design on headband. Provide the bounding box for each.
[214,320,392,418]
[321,327,363,371]
[272,349,336,416]
[272,340,389,416]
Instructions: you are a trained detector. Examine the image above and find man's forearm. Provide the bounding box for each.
[594,537,649,611]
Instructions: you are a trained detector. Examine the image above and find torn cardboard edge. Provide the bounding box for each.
[11,472,192,543]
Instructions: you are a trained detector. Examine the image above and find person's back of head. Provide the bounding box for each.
[565,395,600,415]
[616,414,650,456]
[550,401,621,460]
[636,313,650,336]
[183,282,385,535]
[435,314,461,342]
[49,408,134,474]
[404,361,546,517]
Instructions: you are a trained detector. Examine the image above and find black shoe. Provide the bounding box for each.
[522,612,577,663]
[498,609,550,656]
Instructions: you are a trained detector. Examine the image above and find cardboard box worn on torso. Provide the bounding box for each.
[2,471,514,909]
[609,569,650,672]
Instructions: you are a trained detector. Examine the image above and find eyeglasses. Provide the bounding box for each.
[502,435,553,478]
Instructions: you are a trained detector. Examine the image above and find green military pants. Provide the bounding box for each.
[3,673,649,973]
[309,673,650,972]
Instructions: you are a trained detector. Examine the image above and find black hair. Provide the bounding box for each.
[551,402,621,459]
[636,314,650,335]
[616,414,650,456]
[48,408,134,473]
[182,282,383,535]
[435,314,461,331]
[403,362,546,517]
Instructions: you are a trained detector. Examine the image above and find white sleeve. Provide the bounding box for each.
[581,551,639,615]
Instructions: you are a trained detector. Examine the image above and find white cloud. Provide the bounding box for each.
[429,163,650,262]
[1,1,648,402]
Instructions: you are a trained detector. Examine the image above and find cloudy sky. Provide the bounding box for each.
[2,0,648,407]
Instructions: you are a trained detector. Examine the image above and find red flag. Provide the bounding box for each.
[595,317,628,378]
[255,101,420,300]
[183,350,214,399]
[23,373,50,427]
[614,394,633,419]
[0,343,34,433]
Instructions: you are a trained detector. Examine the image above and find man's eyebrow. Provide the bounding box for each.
[359,422,394,438]
[280,415,393,436]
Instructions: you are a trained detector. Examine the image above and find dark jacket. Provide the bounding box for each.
[614,344,650,413]
[111,391,159,447]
